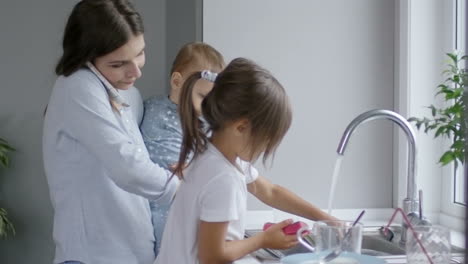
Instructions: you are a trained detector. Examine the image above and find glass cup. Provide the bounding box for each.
[406,225,451,264]
[297,220,363,254]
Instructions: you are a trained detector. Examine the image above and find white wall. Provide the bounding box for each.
[203,0,396,211]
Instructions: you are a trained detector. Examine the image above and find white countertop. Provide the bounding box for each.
[245,208,400,230]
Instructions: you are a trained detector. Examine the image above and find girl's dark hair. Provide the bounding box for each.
[55,0,144,76]
[174,58,292,178]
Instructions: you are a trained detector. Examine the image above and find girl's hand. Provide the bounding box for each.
[260,219,299,249]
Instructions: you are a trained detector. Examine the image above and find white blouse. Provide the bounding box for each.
[43,68,178,264]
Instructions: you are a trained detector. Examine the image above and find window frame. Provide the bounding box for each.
[440,0,466,222]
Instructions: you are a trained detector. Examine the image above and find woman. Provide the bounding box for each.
[42,1,177,263]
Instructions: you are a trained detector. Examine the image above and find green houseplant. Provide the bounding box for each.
[0,137,15,238]
[408,52,467,168]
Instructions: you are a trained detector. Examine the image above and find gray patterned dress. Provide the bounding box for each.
[140,95,181,255]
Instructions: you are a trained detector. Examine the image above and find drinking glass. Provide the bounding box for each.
[406,225,451,264]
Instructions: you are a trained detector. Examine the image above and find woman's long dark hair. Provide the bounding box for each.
[55,0,144,76]
[173,58,293,178]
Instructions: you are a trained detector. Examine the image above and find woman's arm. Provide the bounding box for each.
[248,176,337,221]
[197,219,298,264]
[64,71,177,200]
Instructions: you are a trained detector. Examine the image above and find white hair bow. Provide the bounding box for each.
[201,70,218,82]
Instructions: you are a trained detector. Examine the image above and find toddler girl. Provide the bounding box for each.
[140,42,225,255]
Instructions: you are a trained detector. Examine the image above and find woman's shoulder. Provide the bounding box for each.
[58,68,98,84]
[51,68,110,108]
[55,68,102,92]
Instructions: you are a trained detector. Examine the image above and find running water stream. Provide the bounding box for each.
[327,155,343,215]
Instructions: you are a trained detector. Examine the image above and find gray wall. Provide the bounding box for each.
[0,2,71,262]
[134,0,168,99]
[0,0,187,262]
[165,0,203,91]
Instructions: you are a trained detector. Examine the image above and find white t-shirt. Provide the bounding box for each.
[154,143,259,264]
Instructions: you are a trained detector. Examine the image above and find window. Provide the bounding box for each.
[453,0,466,206]
[441,0,466,223]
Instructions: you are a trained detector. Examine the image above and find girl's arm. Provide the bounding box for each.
[197,219,298,264]
[247,176,337,221]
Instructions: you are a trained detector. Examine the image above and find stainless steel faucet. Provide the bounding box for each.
[336,109,423,245]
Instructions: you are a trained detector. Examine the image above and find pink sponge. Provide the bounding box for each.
[263,221,309,235]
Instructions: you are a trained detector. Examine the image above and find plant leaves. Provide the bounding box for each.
[429,105,436,116]
[0,155,8,168]
[439,151,455,166]
[447,53,458,64]
[0,138,14,169]
[451,140,464,150]
[444,90,455,100]
[0,143,14,152]
[0,208,15,238]
[447,64,458,74]
[425,123,438,133]
[435,126,446,138]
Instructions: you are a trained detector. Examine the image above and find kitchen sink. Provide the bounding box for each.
[245,225,465,261]
[361,225,465,256]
